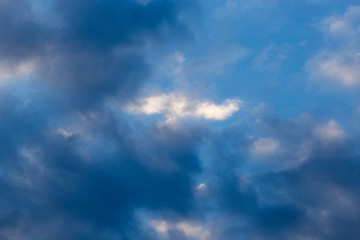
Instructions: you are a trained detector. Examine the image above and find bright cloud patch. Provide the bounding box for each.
[306,6,360,87]
[320,6,360,40]
[306,51,360,87]
[150,219,210,240]
[0,60,37,83]
[314,119,346,144]
[127,93,241,122]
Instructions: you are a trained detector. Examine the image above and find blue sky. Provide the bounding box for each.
[1,0,360,239]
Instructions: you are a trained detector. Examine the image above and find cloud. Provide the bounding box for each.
[0,1,201,239]
[319,5,360,43]
[306,6,360,88]
[314,119,346,144]
[150,219,210,240]
[2,1,360,240]
[0,90,204,239]
[251,137,280,156]
[127,92,241,123]
[0,0,196,109]
[0,59,38,83]
[306,50,360,87]
[198,113,360,239]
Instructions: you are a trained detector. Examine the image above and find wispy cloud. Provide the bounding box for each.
[306,50,360,87]
[306,6,360,87]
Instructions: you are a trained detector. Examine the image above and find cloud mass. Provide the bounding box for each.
[1,1,360,240]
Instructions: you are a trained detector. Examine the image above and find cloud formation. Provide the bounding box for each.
[307,50,360,87]
[127,92,241,123]
[150,219,210,240]
[0,0,202,239]
[307,6,360,87]
[1,1,360,240]
[199,113,358,240]
[0,0,195,108]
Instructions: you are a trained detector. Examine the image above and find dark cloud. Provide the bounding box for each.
[198,116,360,240]
[0,0,46,60]
[0,89,204,239]
[0,0,195,109]
[0,0,201,239]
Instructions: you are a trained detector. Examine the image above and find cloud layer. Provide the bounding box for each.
[1,1,360,240]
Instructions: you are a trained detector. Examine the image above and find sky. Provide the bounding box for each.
[1,0,360,239]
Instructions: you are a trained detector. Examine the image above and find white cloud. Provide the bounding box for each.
[251,137,280,155]
[150,220,170,235]
[306,6,360,87]
[306,50,360,87]
[314,119,346,144]
[150,219,210,240]
[320,6,360,41]
[127,93,241,123]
